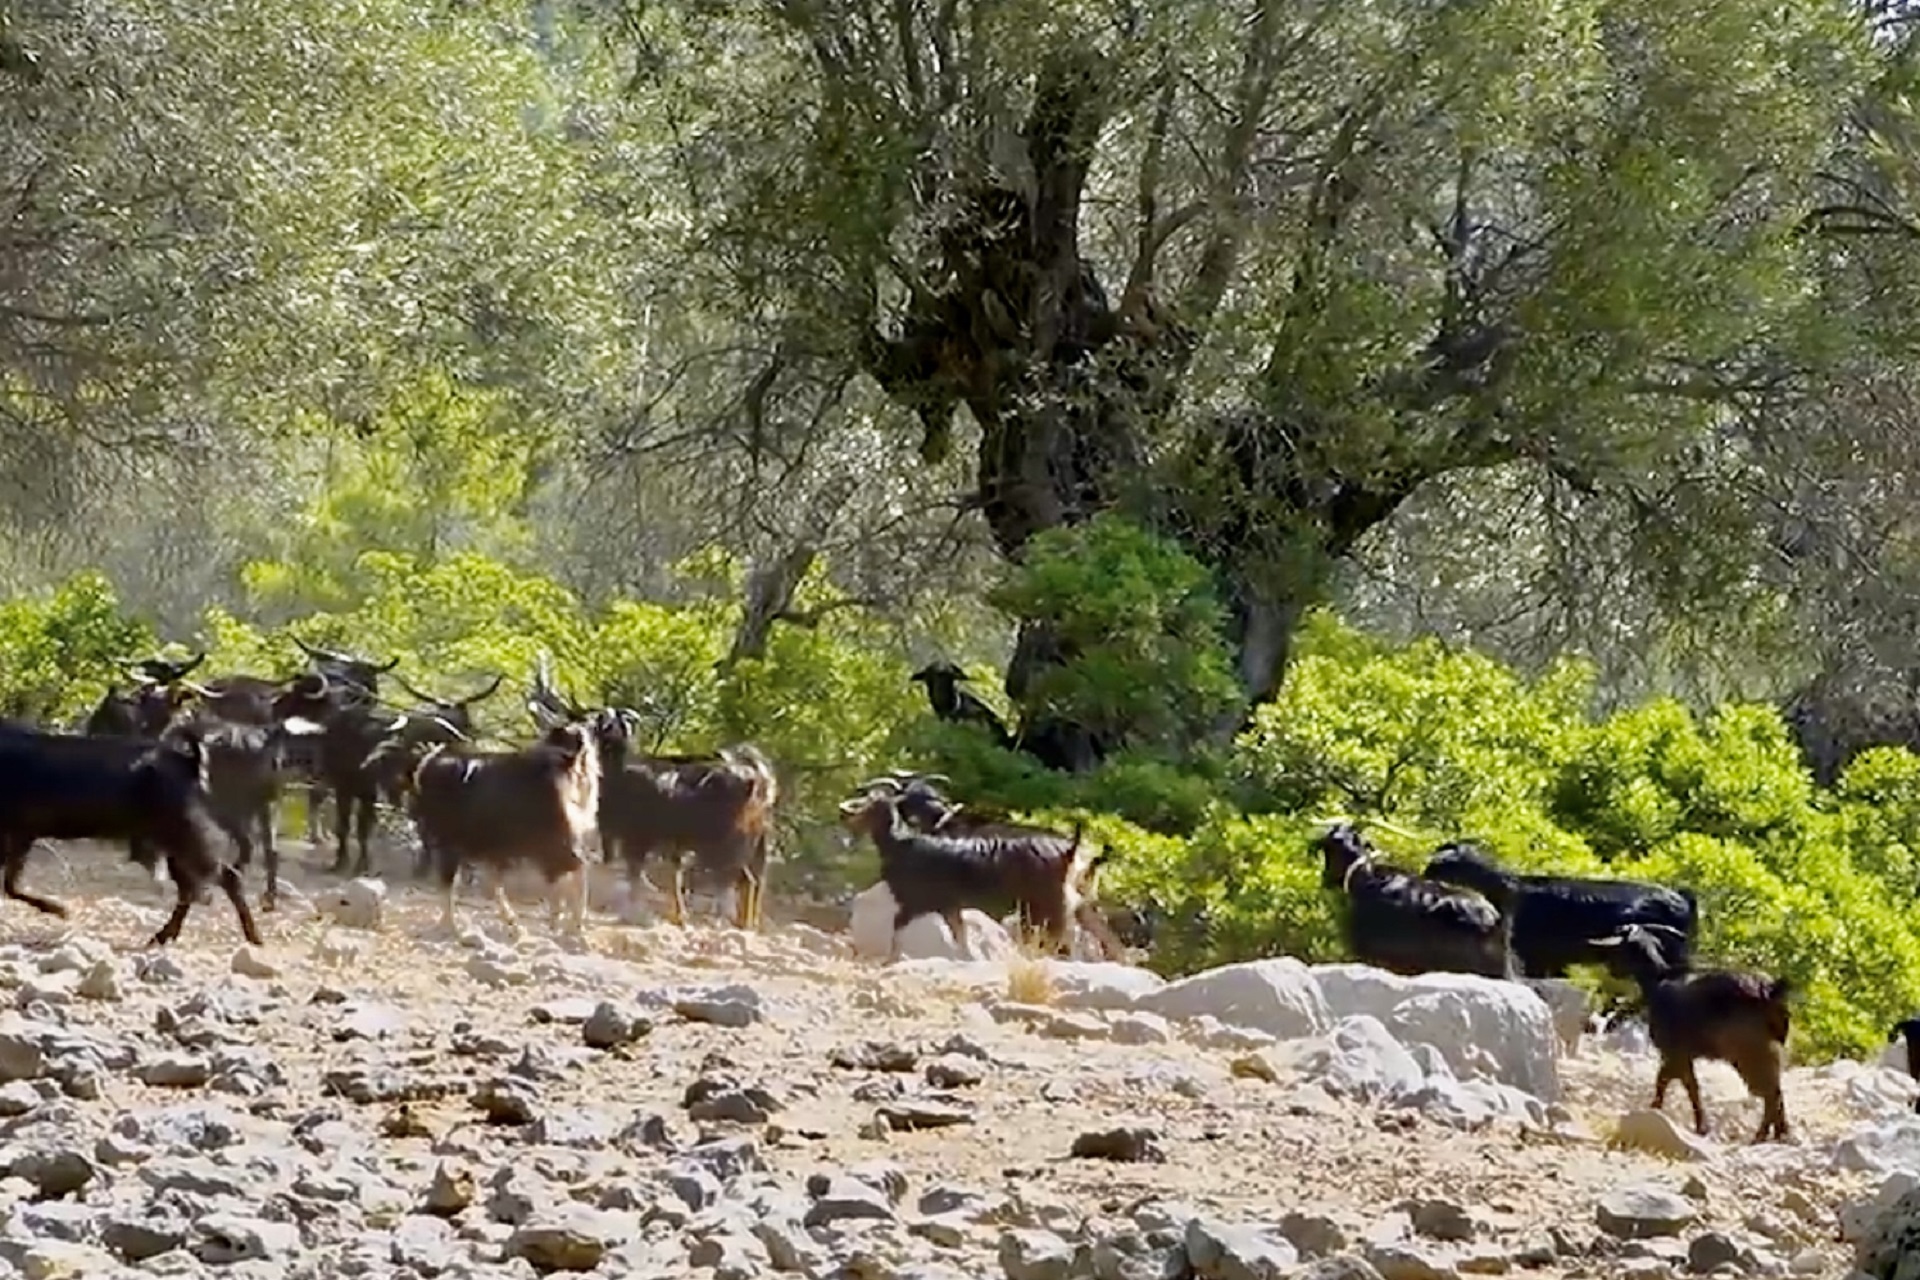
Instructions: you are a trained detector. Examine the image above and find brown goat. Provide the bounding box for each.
[405,723,602,936]
[1595,922,1792,1143]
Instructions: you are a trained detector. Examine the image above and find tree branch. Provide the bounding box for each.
[1120,70,1178,315]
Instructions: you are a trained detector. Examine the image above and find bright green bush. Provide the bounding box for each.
[0,572,157,722]
[988,515,1241,751]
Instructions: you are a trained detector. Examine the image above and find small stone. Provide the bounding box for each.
[1108,1012,1173,1045]
[876,1099,975,1131]
[1070,1126,1165,1164]
[1186,1218,1300,1280]
[1231,1050,1285,1083]
[1037,1011,1107,1040]
[322,877,388,930]
[101,1212,187,1261]
[74,960,123,1001]
[425,1160,475,1215]
[189,1213,302,1264]
[466,954,530,988]
[1406,1199,1476,1243]
[137,1053,212,1088]
[8,1147,97,1197]
[1279,1212,1349,1259]
[582,1002,648,1049]
[473,1076,541,1125]
[506,1205,631,1271]
[832,1041,919,1072]
[0,1079,43,1117]
[333,1000,407,1042]
[999,1228,1078,1280]
[1361,1239,1457,1280]
[925,1055,985,1088]
[1611,1110,1716,1162]
[1597,1185,1697,1240]
[687,1089,778,1125]
[1685,1231,1748,1274]
[17,1242,119,1280]
[674,986,763,1027]
[804,1175,896,1227]
[230,946,279,979]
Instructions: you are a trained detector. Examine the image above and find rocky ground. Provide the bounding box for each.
[0,841,1911,1279]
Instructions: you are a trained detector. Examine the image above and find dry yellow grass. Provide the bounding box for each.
[1005,950,1056,1005]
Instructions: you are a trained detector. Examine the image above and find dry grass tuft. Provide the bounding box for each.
[1006,951,1056,1006]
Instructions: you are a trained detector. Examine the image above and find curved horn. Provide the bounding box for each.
[852,777,904,795]
[174,652,207,679]
[392,674,444,706]
[419,714,469,742]
[457,673,505,706]
[373,655,400,674]
[290,636,339,663]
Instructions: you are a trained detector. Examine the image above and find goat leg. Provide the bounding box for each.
[1679,1063,1709,1135]
[351,794,375,877]
[214,862,264,947]
[150,869,196,946]
[330,789,353,874]
[1,840,67,918]
[259,806,279,912]
[942,908,972,961]
[668,861,688,928]
[488,868,522,932]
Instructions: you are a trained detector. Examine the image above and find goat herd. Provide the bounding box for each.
[3,639,1917,1148]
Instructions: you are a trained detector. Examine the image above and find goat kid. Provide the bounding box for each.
[1594,922,1792,1143]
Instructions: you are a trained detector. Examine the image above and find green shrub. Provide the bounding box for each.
[988,515,1241,751]
[0,572,156,722]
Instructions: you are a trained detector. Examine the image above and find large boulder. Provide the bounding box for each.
[1276,1015,1424,1102]
[1049,963,1167,1012]
[1856,1183,1920,1278]
[848,885,1018,962]
[1312,964,1560,1102]
[1133,959,1330,1042]
[1836,1118,1920,1176]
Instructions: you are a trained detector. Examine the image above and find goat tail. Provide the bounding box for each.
[1679,887,1702,925]
[730,742,779,811]
[558,725,601,842]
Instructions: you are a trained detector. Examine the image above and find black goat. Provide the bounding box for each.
[85,682,193,738]
[866,770,1132,956]
[1316,823,1516,980]
[1889,1018,1920,1114]
[587,712,780,931]
[1594,922,1791,1142]
[1421,841,1698,978]
[909,662,1014,748]
[171,712,329,912]
[0,722,262,946]
[839,781,1110,959]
